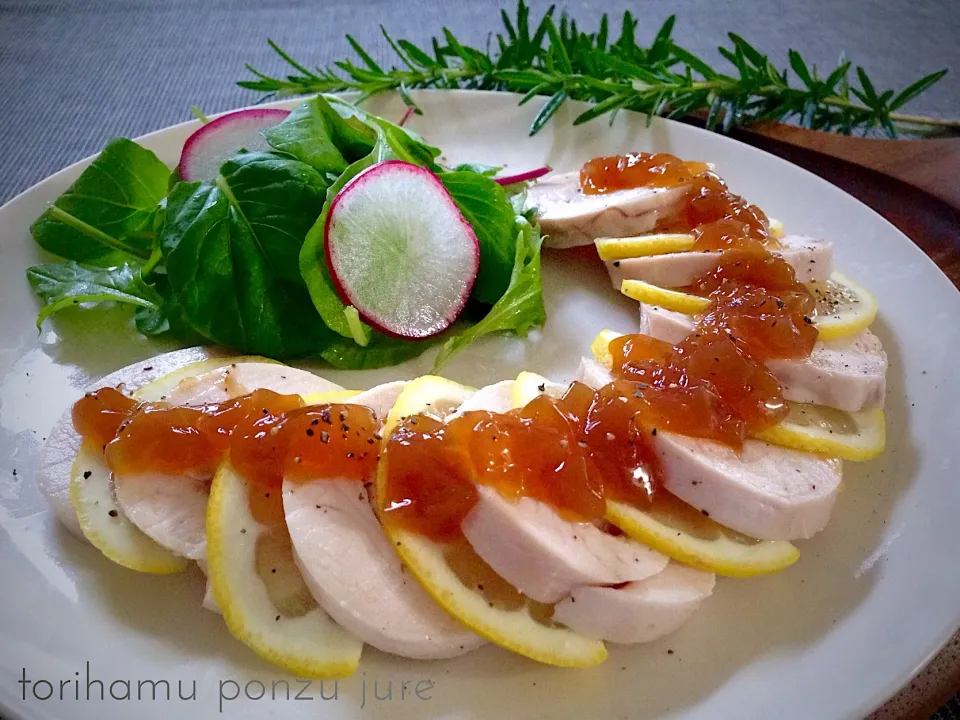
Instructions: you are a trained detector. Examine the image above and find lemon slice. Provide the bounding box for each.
[589,329,882,460]
[768,217,784,240]
[377,375,476,505]
[377,378,607,668]
[133,355,277,402]
[302,389,361,405]
[620,280,711,314]
[606,498,799,577]
[502,371,794,577]
[622,273,877,341]
[590,329,623,369]
[512,371,566,407]
[207,461,362,677]
[596,234,695,261]
[596,220,782,262]
[382,375,476,434]
[808,272,878,340]
[754,403,885,461]
[70,441,187,574]
[69,356,264,573]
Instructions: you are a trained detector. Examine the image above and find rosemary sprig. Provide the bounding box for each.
[239,1,956,138]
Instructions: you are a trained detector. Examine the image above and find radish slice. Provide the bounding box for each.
[324,160,480,339]
[178,108,290,182]
[494,166,552,186]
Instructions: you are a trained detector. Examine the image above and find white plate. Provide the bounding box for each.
[1,90,958,720]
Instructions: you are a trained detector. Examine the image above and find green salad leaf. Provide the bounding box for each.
[132,273,205,342]
[298,117,441,342]
[133,303,171,336]
[25,95,549,370]
[263,96,371,177]
[440,171,517,304]
[452,163,502,177]
[433,216,546,369]
[30,138,169,265]
[161,151,334,358]
[320,333,436,370]
[323,95,442,168]
[26,261,162,329]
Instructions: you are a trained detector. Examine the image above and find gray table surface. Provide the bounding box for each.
[1,0,958,717]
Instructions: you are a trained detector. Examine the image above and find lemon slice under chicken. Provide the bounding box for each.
[806,271,879,340]
[620,279,711,314]
[207,461,362,677]
[541,358,801,576]
[283,383,485,660]
[595,233,696,260]
[63,352,272,572]
[604,498,799,577]
[590,329,884,461]
[70,442,188,574]
[752,403,885,462]
[111,363,342,563]
[377,376,607,667]
[620,272,877,341]
[37,347,239,541]
[593,219,782,262]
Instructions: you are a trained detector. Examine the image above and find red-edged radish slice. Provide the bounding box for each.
[179,108,290,182]
[494,166,552,186]
[324,160,480,339]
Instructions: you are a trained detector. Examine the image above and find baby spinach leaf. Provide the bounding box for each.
[161,152,334,358]
[433,216,546,369]
[441,171,518,304]
[323,94,442,169]
[26,261,162,329]
[30,138,169,265]
[264,96,358,177]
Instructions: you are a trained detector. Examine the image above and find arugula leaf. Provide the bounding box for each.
[433,216,546,369]
[264,96,367,177]
[161,151,334,358]
[320,333,436,369]
[30,138,169,265]
[133,303,170,336]
[26,261,162,328]
[440,171,517,304]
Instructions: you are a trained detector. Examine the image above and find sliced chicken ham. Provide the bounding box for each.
[285,479,483,659]
[463,486,668,603]
[284,382,485,660]
[577,358,843,540]
[114,363,342,562]
[162,363,337,406]
[607,235,833,288]
[447,379,515,420]
[552,562,715,643]
[638,305,887,412]
[36,346,230,542]
[454,382,668,603]
[526,171,688,249]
